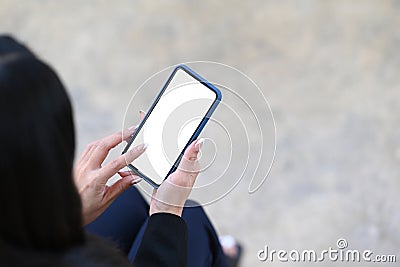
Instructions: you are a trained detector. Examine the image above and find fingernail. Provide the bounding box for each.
[131,177,142,185]
[119,166,130,172]
[195,138,205,151]
[128,125,138,131]
[134,143,148,151]
[139,110,145,114]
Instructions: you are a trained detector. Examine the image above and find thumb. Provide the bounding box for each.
[174,138,203,175]
[103,175,142,202]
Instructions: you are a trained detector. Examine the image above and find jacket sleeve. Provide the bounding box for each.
[133,213,188,267]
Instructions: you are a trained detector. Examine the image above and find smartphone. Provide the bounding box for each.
[122,65,222,188]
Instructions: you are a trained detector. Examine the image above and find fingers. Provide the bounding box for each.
[81,111,146,169]
[103,175,142,203]
[123,111,146,142]
[175,138,203,174]
[122,125,139,142]
[98,143,147,184]
[184,138,202,161]
[139,110,146,120]
[148,138,205,216]
[84,126,137,168]
[117,171,133,178]
[164,139,203,190]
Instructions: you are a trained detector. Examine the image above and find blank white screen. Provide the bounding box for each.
[128,69,216,185]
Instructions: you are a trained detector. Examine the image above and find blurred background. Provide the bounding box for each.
[1,0,399,266]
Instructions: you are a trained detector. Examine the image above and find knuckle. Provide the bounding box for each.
[123,131,133,141]
[116,131,124,140]
[87,141,97,149]
[129,147,137,155]
[117,182,126,193]
[109,158,122,171]
[183,154,197,162]
[128,147,139,157]
[113,132,123,141]
[97,141,109,151]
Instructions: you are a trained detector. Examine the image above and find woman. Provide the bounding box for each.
[0,36,238,266]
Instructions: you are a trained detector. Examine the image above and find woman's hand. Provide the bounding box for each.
[74,114,146,225]
[118,139,203,217]
[150,139,203,217]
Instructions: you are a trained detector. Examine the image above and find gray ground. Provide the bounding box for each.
[1,0,400,266]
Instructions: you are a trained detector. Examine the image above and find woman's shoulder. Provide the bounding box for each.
[63,235,132,267]
[0,235,131,267]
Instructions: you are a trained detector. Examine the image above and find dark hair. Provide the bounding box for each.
[0,35,84,251]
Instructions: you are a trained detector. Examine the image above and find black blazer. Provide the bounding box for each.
[0,213,188,267]
[134,213,188,266]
